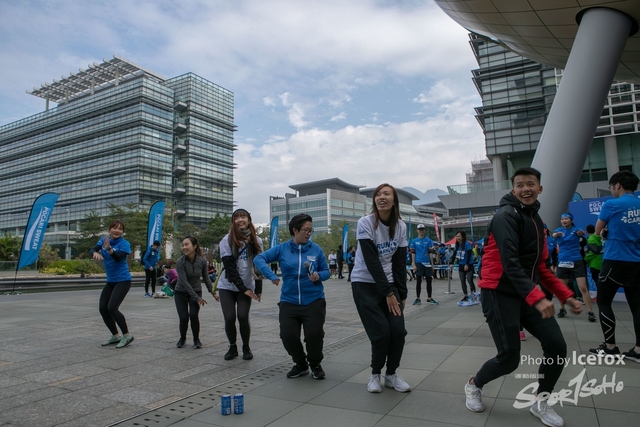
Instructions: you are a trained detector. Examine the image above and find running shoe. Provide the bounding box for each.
[588,312,596,322]
[367,374,382,393]
[384,373,411,392]
[116,334,134,348]
[286,363,309,378]
[530,399,563,427]
[413,298,421,305]
[101,335,121,346]
[557,308,567,318]
[426,298,439,305]
[623,347,640,363]
[311,364,325,380]
[464,378,484,412]
[588,342,621,356]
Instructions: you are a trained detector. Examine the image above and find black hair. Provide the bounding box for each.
[454,230,467,250]
[609,170,639,192]
[288,214,312,236]
[510,167,541,185]
[153,240,161,246]
[182,235,202,257]
[586,224,595,234]
[371,183,401,239]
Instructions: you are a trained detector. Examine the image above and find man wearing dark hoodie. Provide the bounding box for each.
[464,167,582,427]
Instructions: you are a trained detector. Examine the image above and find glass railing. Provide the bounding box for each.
[447,180,512,195]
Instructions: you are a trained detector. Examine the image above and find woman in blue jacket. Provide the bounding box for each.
[254,214,330,380]
[455,230,476,301]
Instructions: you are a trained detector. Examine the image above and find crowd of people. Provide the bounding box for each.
[92,170,640,427]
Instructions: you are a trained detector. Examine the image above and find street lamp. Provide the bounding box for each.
[66,208,70,260]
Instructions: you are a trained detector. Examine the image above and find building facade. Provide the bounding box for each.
[0,56,235,256]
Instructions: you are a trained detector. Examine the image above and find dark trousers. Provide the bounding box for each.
[99,281,131,335]
[352,282,407,375]
[416,275,433,299]
[219,289,252,346]
[144,269,157,294]
[459,267,476,295]
[597,260,640,346]
[474,289,567,395]
[337,261,344,278]
[347,264,354,280]
[174,291,202,341]
[279,299,326,367]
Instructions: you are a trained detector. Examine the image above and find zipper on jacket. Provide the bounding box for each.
[297,244,302,305]
[531,212,540,281]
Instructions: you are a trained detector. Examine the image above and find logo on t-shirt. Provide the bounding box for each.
[621,208,640,224]
[377,240,398,255]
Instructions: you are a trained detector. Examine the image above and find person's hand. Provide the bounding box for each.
[256,293,262,302]
[102,238,111,250]
[211,292,220,302]
[534,298,555,319]
[272,279,280,286]
[412,264,417,272]
[148,266,154,271]
[198,298,208,307]
[386,294,402,316]
[308,272,319,282]
[92,252,103,261]
[244,289,260,301]
[576,230,584,236]
[464,265,469,272]
[565,297,583,315]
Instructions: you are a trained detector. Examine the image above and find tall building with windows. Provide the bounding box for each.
[0,56,235,255]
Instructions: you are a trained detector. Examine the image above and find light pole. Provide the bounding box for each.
[66,208,70,260]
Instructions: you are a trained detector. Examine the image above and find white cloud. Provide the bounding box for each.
[330,112,347,122]
[263,97,276,107]
[287,103,309,129]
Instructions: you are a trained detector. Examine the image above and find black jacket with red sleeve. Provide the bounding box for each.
[479,193,574,306]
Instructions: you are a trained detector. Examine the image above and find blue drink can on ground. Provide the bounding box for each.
[233,393,244,414]
[221,394,231,415]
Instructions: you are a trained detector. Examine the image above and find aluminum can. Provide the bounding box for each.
[233,393,244,414]
[220,394,231,415]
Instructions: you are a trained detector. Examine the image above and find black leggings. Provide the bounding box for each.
[474,289,566,395]
[144,269,157,294]
[459,266,476,295]
[219,289,252,346]
[174,291,202,341]
[416,275,432,299]
[597,261,640,347]
[99,281,131,335]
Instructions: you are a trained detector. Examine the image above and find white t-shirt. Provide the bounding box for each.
[217,234,264,292]
[328,253,337,266]
[350,214,407,284]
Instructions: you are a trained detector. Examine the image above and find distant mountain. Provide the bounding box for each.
[402,187,447,205]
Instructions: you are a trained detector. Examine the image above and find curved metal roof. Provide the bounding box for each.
[435,0,640,83]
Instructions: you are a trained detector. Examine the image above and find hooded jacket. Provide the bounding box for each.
[254,238,330,306]
[479,193,574,306]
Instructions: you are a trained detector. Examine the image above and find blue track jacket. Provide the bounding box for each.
[254,238,330,306]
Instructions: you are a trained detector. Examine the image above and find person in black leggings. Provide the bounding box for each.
[91,220,134,349]
[174,236,213,349]
[213,209,263,360]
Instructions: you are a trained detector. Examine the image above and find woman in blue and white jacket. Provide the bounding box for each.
[254,214,330,380]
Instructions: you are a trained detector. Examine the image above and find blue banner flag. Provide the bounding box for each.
[270,217,279,249]
[17,193,60,270]
[147,201,166,247]
[342,224,349,259]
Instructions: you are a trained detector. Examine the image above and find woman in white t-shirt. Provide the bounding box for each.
[328,250,338,278]
[351,183,411,394]
[213,209,263,361]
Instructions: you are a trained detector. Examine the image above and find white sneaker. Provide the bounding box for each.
[464,378,484,412]
[384,373,411,392]
[367,374,382,393]
[530,399,563,427]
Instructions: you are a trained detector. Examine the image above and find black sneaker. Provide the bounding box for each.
[311,364,325,380]
[193,340,202,349]
[557,308,567,318]
[588,312,596,322]
[242,344,253,360]
[623,347,640,363]
[176,337,186,348]
[286,363,309,378]
[588,342,621,356]
[224,344,238,360]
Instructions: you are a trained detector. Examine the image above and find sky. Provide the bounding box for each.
[0,0,486,224]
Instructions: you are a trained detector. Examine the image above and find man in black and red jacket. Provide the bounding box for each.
[464,167,582,427]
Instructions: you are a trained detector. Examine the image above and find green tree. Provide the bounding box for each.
[199,213,230,250]
[0,233,22,261]
[76,211,103,257]
[38,243,61,269]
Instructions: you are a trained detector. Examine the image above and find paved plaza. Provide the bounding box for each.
[0,277,639,427]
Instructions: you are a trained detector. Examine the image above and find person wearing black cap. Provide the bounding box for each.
[214,208,263,360]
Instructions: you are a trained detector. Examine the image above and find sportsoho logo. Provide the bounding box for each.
[24,207,52,252]
[149,213,162,246]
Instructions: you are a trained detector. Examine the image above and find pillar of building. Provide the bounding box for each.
[604,135,620,179]
[532,7,635,228]
[491,155,505,182]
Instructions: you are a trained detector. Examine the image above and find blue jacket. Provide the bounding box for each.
[254,238,330,306]
[143,247,160,270]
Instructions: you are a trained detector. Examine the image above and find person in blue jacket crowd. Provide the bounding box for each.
[454,230,477,301]
[143,240,160,297]
[552,213,595,322]
[254,214,330,380]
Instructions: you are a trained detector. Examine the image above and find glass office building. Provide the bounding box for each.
[0,56,235,254]
[470,33,640,183]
